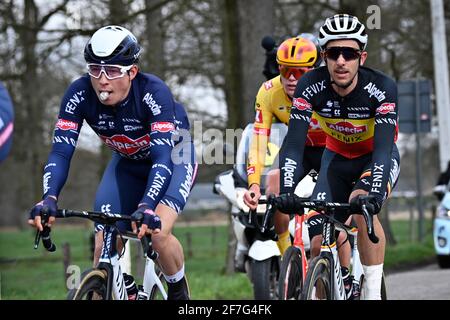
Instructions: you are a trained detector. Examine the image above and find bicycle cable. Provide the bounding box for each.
[326,213,350,250]
[117,229,127,260]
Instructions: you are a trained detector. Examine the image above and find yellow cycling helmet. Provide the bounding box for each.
[276,37,318,67]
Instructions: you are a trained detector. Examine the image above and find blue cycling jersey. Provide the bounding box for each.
[43,72,192,211]
[0,82,14,163]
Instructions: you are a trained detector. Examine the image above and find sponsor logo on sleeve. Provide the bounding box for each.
[293,98,312,111]
[64,90,85,114]
[143,93,162,116]
[264,80,273,90]
[255,110,263,124]
[376,103,396,115]
[56,119,78,131]
[364,82,386,102]
[253,127,270,136]
[151,122,175,133]
[247,166,256,175]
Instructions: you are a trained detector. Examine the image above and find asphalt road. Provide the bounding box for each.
[386,263,450,300]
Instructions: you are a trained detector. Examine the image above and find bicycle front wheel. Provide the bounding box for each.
[278,246,303,300]
[300,256,332,300]
[67,268,109,300]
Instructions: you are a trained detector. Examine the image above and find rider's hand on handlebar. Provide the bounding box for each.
[243,184,261,211]
[349,194,380,215]
[272,193,302,215]
[28,196,57,231]
[131,204,161,239]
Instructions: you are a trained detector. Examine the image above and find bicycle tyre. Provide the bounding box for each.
[250,257,279,300]
[67,268,110,300]
[300,256,332,300]
[278,246,303,300]
[359,272,387,300]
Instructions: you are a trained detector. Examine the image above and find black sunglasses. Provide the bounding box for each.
[325,46,361,61]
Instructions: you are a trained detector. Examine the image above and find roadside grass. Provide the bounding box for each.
[0,219,434,300]
[384,218,435,271]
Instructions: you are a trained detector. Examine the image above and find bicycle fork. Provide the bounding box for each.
[143,258,167,300]
[99,227,128,300]
[293,214,308,281]
[321,221,346,300]
[351,233,364,298]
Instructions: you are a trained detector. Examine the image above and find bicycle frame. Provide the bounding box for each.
[319,217,364,300]
[292,213,308,281]
[34,208,167,300]
[263,196,379,300]
[320,218,346,300]
[99,227,168,300]
[122,233,167,300]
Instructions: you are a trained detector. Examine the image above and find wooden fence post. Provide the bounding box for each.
[63,242,71,283]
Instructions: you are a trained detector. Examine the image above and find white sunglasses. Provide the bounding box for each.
[87,64,134,80]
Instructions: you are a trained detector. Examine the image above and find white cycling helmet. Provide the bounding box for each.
[318,14,368,50]
[84,25,141,65]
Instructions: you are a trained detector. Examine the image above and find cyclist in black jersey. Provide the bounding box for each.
[278,14,400,299]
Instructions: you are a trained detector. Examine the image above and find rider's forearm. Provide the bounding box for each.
[42,144,76,199]
[247,133,269,187]
[279,106,310,194]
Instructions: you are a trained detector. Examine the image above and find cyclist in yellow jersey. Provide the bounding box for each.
[243,36,326,255]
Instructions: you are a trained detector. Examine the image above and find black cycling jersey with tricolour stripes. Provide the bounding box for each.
[280,66,398,206]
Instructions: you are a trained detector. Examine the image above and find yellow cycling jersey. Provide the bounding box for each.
[247,75,326,187]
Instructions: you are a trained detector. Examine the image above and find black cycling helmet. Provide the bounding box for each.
[84,25,141,65]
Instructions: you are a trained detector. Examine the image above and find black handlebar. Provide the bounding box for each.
[34,208,146,253]
[258,196,379,244]
[244,193,277,241]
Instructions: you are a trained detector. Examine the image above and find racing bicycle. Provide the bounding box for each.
[263,195,386,300]
[33,207,179,300]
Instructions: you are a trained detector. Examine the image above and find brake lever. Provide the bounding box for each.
[33,206,50,250]
[361,204,379,244]
[33,228,41,250]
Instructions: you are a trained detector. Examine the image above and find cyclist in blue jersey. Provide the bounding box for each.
[28,25,197,300]
[0,82,14,164]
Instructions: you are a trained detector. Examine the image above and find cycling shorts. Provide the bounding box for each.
[94,142,197,233]
[307,144,400,239]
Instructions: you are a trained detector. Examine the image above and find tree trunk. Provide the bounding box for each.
[237,0,274,127]
[221,0,243,131]
[16,0,42,228]
[143,0,165,78]
[220,0,274,275]
[221,0,241,274]
[109,0,129,24]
